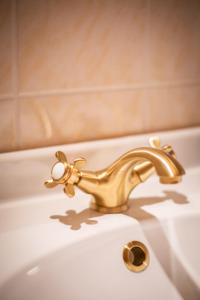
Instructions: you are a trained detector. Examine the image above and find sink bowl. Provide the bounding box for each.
[0,127,200,300]
[169,213,200,289]
[1,212,200,300]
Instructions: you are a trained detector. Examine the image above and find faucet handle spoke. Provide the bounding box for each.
[44,151,86,198]
[149,136,161,148]
[64,183,75,197]
[55,151,68,163]
[45,179,58,188]
[149,136,176,158]
[74,157,86,170]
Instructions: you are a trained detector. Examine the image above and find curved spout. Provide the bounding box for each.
[108,147,185,184]
[45,140,185,213]
[77,146,185,212]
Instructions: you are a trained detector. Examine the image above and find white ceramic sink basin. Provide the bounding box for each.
[0,127,200,300]
[169,213,200,287]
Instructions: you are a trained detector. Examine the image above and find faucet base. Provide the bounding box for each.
[90,200,128,214]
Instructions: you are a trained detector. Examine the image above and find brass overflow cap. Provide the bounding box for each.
[123,241,150,272]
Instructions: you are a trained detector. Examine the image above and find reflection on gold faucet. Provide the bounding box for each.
[45,137,185,213]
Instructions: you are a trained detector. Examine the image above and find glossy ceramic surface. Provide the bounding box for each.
[0,127,200,300]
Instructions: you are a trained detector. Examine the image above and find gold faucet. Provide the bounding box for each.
[45,137,185,213]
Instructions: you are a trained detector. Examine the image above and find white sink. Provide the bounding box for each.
[0,127,200,300]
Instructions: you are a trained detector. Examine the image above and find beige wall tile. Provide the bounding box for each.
[19,91,146,149]
[146,86,200,131]
[18,0,149,93]
[0,0,13,96]
[0,0,200,153]
[0,99,17,152]
[149,0,200,81]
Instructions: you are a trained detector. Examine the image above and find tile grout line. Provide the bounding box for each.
[143,0,152,132]
[0,81,200,102]
[17,80,200,99]
[0,94,15,101]
[11,0,20,150]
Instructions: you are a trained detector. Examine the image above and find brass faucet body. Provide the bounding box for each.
[45,137,185,213]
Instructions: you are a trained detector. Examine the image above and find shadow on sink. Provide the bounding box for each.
[125,191,200,299]
[50,191,200,299]
[50,190,187,230]
[50,208,103,230]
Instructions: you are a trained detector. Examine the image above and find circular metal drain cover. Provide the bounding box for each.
[123,241,150,272]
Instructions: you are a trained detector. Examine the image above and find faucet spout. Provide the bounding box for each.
[44,138,185,213]
[76,146,185,212]
[116,147,185,184]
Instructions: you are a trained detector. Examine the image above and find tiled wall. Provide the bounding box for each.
[0,0,200,152]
